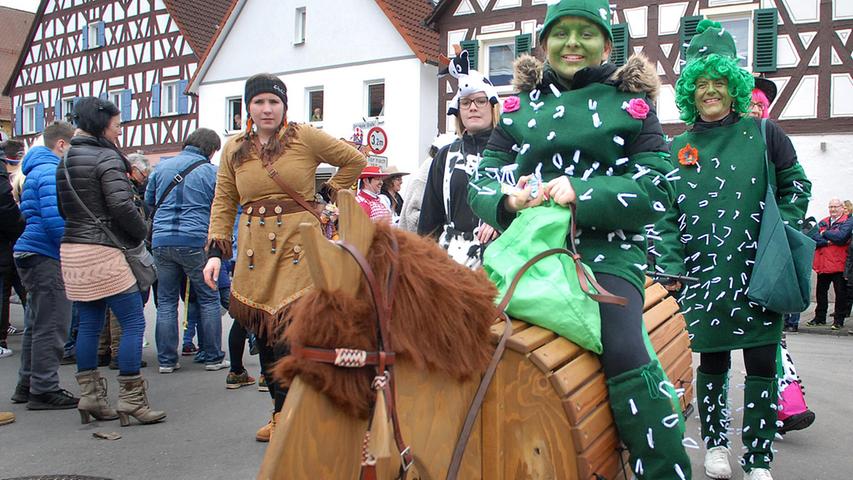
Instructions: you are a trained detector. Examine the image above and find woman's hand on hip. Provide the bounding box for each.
[203,257,221,290]
[543,176,576,206]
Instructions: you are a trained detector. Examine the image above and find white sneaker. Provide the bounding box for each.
[0,346,13,358]
[704,446,732,479]
[158,363,181,374]
[745,468,773,480]
[205,359,230,371]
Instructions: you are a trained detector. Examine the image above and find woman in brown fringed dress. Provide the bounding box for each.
[202,74,365,441]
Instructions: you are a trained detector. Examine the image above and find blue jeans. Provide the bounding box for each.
[64,303,79,358]
[784,313,800,328]
[76,291,145,375]
[154,246,224,366]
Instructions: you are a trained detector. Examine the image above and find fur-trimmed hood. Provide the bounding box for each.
[511,53,660,102]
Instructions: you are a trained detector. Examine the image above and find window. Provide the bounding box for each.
[63,98,75,123]
[226,97,242,132]
[715,16,750,68]
[161,81,179,115]
[23,104,37,134]
[88,23,99,46]
[110,91,122,109]
[294,7,306,45]
[84,22,104,49]
[366,82,384,118]
[484,41,515,87]
[307,88,324,123]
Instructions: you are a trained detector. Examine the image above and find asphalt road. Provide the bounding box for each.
[1,301,851,479]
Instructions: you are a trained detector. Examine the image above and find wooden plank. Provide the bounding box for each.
[664,350,692,388]
[562,374,608,425]
[576,426,620,479]
[644,276,653,287]
[550,353,601,398]
[643,296,680,334]
[529,337,583,373]
[643,282,668,311]
[490,318,529,343]
[657,332,691,374]
[481,338,505,480]
[507,325,557,354]
[681,382,695,413]
[571,402,615,453]
[649,311,687,353]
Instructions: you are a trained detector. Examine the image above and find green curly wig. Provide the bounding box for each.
[675,53,754,124]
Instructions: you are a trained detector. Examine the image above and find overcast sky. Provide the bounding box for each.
[1,0,40,12]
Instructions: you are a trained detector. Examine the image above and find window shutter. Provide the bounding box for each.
[753,9,778,73]
[459,39,479,70]
[514,33,532,57]
[121,89,132,122]
[177,80,189,114]
[14,105,22,136]
[610,24,629,67]
[82,27,89,50]
[679,16,703,64]
[35,103,45,133]
[151,84,161,117]
[97,21,106,48]
[55,98,62,122]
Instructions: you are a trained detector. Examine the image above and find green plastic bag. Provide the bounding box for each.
[483,202,602,354]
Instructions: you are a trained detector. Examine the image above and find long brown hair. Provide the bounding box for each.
[230,115,300,168]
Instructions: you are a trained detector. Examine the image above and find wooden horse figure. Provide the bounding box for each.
[258,190,693,480]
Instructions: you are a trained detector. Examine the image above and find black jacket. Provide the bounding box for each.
[0,160,25,274]
[56,136,148,248]
[418,129,492,239]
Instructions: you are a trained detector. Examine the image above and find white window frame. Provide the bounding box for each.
[109,90,122,110]
[480,35,517,94]
[87,23,100,49]
[706,12,754,72]
[23,103,37,134]
[226,96,242,134]
[62,98,75,123]
[294,7,306,45]
[306,87,324,126]
[161,81,180,116]
[364,80,385,119]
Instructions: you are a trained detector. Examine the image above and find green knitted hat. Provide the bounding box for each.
[685,19,738,62]
[539,0,613,43]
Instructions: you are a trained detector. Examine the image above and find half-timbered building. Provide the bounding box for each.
[3,0,232,162]
[0,6,35,138]
[427,0,853,217]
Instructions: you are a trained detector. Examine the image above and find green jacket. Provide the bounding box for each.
[469,55,673,294]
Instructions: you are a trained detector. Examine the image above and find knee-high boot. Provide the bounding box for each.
[742,376,778,475]
[697,370,733,479]
[607,360,692,480]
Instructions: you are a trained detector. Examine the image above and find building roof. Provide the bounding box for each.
[0,6,35,121]
[374,0,440,64]
[163,0,236,58]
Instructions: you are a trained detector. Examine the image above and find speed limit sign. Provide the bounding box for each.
[367,127,388,155]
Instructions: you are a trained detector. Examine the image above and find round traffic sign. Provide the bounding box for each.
[367,127,388,155]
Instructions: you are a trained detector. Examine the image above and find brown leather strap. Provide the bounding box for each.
[253,135,321,221]
[291,345,396,367]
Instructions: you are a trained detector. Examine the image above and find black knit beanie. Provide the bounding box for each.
[244,73,288,109]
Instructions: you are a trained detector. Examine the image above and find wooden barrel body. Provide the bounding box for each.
[259,280,693,480]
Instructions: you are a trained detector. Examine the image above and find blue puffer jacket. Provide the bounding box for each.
[14,146,65,259]
[145,146,216,248]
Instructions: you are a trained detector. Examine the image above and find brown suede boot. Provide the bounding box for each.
[255,412,280,442]
[116,374,166,427]
[76,370,118,424]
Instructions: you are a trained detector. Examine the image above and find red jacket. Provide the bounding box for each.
[356,190,391,224]
[812,214,851,274]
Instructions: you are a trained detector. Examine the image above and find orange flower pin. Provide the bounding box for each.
[678,144,699,167]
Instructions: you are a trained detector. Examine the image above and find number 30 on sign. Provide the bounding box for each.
[367,127,388,155]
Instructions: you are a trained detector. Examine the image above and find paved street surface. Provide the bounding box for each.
[1,300,852,479]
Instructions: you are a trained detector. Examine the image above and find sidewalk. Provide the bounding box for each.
[794,301,851,336]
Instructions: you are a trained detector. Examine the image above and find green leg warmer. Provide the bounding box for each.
[607,360,692,480]
[741,375,778,472]
[696,370,731,449]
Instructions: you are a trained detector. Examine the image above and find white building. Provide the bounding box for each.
[189,0,440,179]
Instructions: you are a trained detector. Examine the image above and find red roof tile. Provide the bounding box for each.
[374,0,440,64]
[163,0,235,57]
[0,6,35,122]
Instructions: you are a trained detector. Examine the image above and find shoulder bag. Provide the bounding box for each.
[61,155,157,291]
[147,159,209,242]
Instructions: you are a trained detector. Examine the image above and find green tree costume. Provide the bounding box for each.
[469,2,692,478]
[655,20,811,475]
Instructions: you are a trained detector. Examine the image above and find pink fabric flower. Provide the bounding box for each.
[626,98,650,120]
[502,96,521,114]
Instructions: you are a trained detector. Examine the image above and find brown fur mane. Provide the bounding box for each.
[274,223,499,419]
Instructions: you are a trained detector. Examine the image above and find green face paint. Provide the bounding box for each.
[694,76,734,122]
[545,16,610,82]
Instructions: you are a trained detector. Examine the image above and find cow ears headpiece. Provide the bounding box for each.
[445,50,500,117]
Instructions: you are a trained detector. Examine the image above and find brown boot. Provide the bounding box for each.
[75,370,118,424]
[116,374,166,427]
[255,412,280,442]
[0,411,14,426]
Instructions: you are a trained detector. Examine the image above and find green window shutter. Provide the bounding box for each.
[459,39,479,70]
[514,33,532,57]
[754,8,778,73]
[610,24,629,67]
[679,16,703,64]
